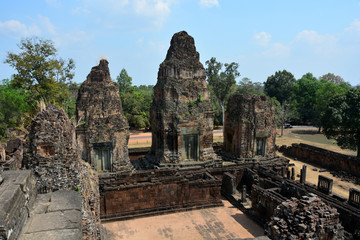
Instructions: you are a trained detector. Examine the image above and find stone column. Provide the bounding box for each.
[241,185,247,203]
[300,165,307,184]
[291,167,295,180]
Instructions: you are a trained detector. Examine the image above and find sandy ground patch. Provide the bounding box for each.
[103,200,264,240]
[277,152,359,198]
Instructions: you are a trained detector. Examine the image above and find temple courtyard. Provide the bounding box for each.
[103,200,264,240]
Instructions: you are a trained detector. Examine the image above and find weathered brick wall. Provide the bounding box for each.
[280,143,360,177]
[99,169,222,220]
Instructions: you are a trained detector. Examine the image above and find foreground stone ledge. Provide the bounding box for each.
[0,170,36,240]
[19,190,82,240]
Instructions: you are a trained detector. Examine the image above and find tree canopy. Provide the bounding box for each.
[237,77,264,95]
[117,68,133,95]
[264,70,296,104]
[319,73,345,85]
[4,37,75,106]
[322,89,360,157]
[292,73,321,125]
[264,70,296,136]
[205,57,239,129]
[0,79,31,140]
[116,69,153,129]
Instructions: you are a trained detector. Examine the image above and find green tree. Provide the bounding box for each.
[4,37,75,106]
[0,79,31,140]
[122,86,154,129]
[116,68,154,129]
[237,77,264,95]
[205,57,240,131]
[264,70,296,136]
[322,89,360,158]
[292,73,321,125]
[63,81,80,119]
[117,68,133,95]
[314,79,348,131]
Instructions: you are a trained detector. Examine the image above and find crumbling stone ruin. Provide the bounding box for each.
[150,31,216,166]
[23,105,80,192]
[76,59,132,172]
[3,30,360,240]
[0,137,23,170]
[22,104,104,239]
[265,194,344,239]
[224,95,276,158]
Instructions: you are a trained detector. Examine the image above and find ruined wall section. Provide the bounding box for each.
[78,161,104,239]
[150,31,215,164]
[99,169,222,221]
[23,105,79,192]
[76,59,131,172]
[280,143,360,178]
[224,95,276,158]
[23,104,104,239]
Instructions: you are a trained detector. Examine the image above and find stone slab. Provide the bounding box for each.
[19,229,81,240]
[22,210,81,233]
[47,190,81,212]
[30,193,51,215]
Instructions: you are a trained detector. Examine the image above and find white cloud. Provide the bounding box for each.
[133,0,174,27]
[262,43,291,58]
[72,0,174,29]
[253,32,271,46]
[0,16,58,39]
[0,16,91,48]
[0,20,40,39]
[53,30,90,47]
[345,19,360,35]
[38,16,57,35]
[294,30,338,54]
[199,0,219,8]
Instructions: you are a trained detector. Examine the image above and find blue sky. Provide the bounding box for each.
[1,0,360,86]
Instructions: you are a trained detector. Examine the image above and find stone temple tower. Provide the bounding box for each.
[76,59,132,172]
[224,94,277,158]
[150,31,216,166]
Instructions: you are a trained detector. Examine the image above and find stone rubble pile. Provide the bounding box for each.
[265,193,344,240]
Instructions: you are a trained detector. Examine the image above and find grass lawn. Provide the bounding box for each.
[276,128,356,156]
